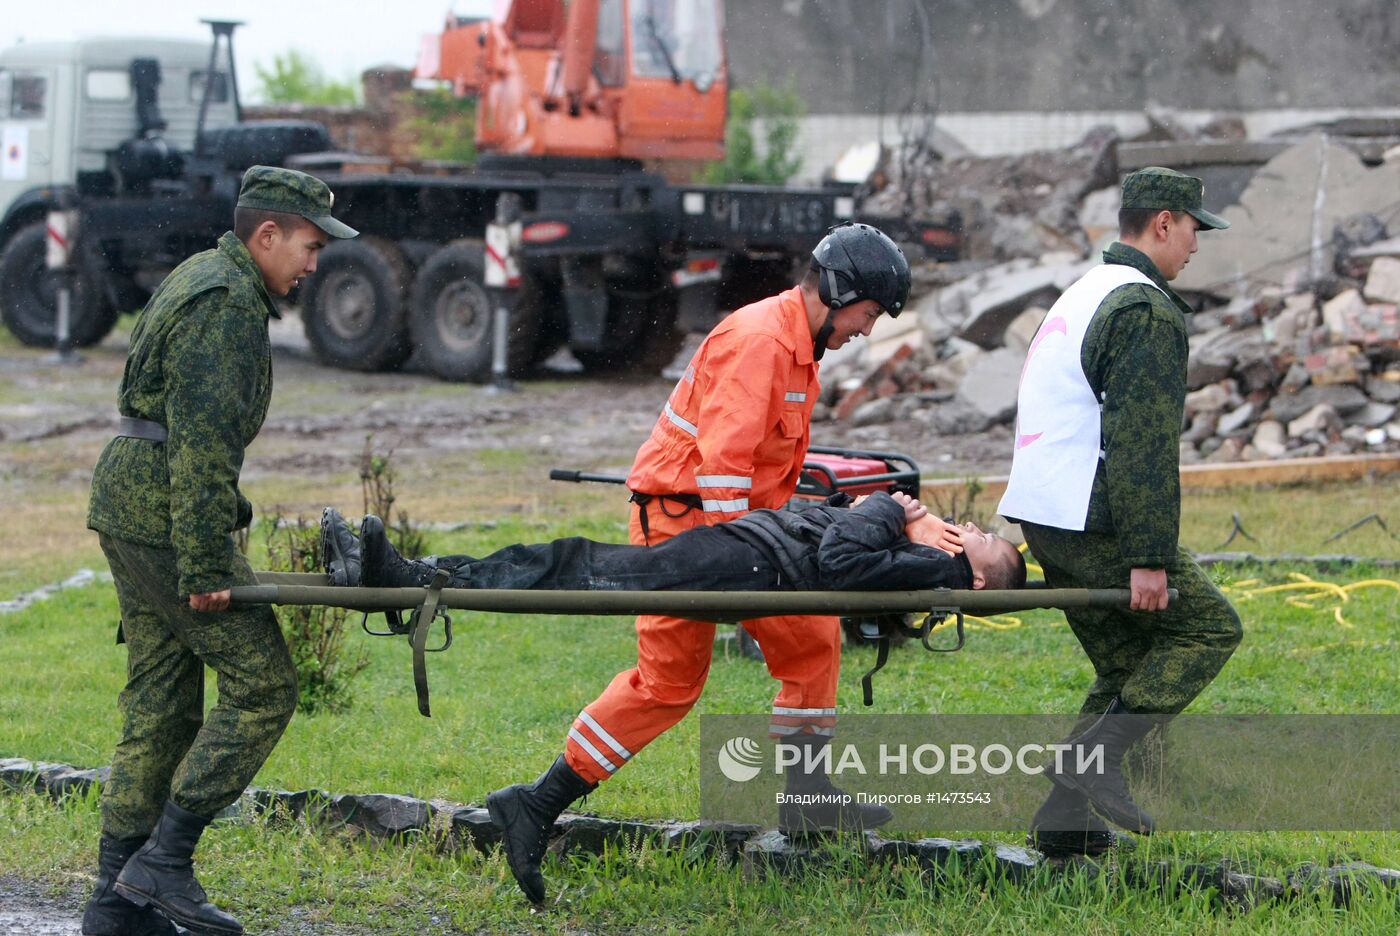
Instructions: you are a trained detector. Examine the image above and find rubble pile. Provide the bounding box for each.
[820,135,1400,460]
[862,128,1120,261]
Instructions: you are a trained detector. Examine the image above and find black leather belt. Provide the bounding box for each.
[117,416,168,443]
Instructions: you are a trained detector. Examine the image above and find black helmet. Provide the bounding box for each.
[810,222,911,317]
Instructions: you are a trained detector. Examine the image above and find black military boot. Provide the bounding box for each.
[80,835,179,936]
[486,755,596,904]
[1026,782,1132,858]
[360,515,441,588]
[1047,697,1160,835]
[320,507,362,586]
[114,801,243,936]
[776,734,893,834]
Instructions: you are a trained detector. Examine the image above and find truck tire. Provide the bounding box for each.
[572,294,683,375]
[408,241,540,382]
[0,223,119,348]
[300,236,413,371]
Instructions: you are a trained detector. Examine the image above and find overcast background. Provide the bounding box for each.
[1,0,494,100]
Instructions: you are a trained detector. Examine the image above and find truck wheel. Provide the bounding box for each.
[300,237,413,371]
[0,223,119,348]
[409,241,540,382]
[572,294,683,375]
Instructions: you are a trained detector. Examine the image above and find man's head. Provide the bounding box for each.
[234,166,357,296]
[803,222,911,358]
[1117,167,1228,281]
[958,521,1028,591]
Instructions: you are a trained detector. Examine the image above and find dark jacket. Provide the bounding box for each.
[723,492,972,591]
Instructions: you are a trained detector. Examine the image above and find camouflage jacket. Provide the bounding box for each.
[1080,242,1194,568]
[87,232,278,595]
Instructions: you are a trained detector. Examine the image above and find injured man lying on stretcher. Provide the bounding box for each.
[320,491,1027,595]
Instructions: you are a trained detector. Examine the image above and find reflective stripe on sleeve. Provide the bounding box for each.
[695,475,753,489]
[663,402,698,437]
[702,497,748,513]
[784,391,807,403]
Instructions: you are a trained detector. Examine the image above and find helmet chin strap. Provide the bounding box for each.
[813,308,837,361]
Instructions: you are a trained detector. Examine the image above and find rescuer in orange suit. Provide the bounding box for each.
[487,222,914,904]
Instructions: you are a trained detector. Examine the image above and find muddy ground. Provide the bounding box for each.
[0,313,1011,594]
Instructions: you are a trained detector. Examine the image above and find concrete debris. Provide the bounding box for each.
[1176,135,1400,296]
[819,128,1400,463]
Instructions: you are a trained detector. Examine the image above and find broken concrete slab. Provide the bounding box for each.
[740,830,829,879]
[954,348,1023,425]
[1004,306,1047,355]
[1322,289,1368,341]
[1176,135,1400,296]
[1366,374,1400,402]
[1217,401,1256,435]
[1288,404,1342,438]
[1364,256,1400,304]
[1269,383,1370,422]
[1185,382,1234,415]
[956,266,1064,349]
[1356,401,1398,427]
[1252,421,1287,457]
[323,793,430,838]
[447,806,502,853]
[1350,235,1400,260]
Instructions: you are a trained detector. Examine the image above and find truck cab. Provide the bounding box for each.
[0,37,238,236]
[0,36,241,346]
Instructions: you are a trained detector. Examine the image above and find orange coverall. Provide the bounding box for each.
[563,286,841,784]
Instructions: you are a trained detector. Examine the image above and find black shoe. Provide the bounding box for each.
[1047,698,1160,835]
[81,835,179,936]
[486,755,596,904]
[114,801,243,936]
[1026,783,1131,858]
[360,515,440,588]
[776,735,892,834]
[320,507,362,587]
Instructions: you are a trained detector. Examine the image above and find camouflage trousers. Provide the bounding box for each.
[1020,523,1242,718]
[97,533,298,840]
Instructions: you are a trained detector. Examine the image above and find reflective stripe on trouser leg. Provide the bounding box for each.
[742,614,842,738]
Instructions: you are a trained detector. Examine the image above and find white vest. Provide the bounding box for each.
[998,264,1165,530]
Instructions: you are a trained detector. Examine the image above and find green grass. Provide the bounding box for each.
[1,490,1398,932]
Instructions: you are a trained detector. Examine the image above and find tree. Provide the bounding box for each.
[407,87,477,164]
[702,81,804,185]
[253,49,360,106]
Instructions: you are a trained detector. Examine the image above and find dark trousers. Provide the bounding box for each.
[98,533,299,840]
[434,526,783,592]
[1021,523,1242,718]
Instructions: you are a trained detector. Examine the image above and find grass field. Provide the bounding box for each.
[1,479,1398,933]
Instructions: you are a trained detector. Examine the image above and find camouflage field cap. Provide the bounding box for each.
[1120,166,1229,230]
[236,165,358,239]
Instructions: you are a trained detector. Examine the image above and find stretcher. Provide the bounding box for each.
[231,572,1175,718]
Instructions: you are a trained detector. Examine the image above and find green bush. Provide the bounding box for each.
[406,87,478,164]
[252,49,360,106]
[261,511,368,715]
[702,81,804,185]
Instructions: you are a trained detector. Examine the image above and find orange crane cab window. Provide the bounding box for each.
[596,0,627,87]
[630,0,723,88]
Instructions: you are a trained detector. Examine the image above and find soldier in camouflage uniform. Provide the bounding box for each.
[998,168,1243,854]
[82,166,356,936]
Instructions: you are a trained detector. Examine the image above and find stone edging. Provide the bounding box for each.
[3,757,1397,912]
